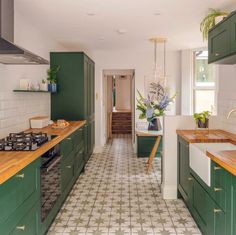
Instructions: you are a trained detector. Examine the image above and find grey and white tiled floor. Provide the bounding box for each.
[48,134,202,235]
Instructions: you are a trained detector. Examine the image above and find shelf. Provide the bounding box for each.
[13,90,51,93]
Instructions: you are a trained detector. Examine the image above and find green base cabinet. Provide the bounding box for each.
[0,159,40,235]
[137,136,162,158]
[177,135,234,235]
[50,52,95,161]
[177,136,193,205]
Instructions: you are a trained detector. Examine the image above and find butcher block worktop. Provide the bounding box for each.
[177,129,236,176]
[0,121,86,185]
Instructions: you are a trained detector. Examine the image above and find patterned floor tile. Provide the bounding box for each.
[48,134,201,235]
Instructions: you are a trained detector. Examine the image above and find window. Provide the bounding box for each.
[193,50,217,114]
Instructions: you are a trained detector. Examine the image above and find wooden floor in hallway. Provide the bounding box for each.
[48,135,201,235]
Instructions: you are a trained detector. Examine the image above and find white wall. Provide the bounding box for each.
[115,76,131,110]
[0,5,66,138]
[217,64,236,133]
[93,48,181,149]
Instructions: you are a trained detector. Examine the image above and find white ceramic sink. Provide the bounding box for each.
[189,143,236,187]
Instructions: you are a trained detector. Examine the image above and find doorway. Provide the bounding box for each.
[103,69,135,142]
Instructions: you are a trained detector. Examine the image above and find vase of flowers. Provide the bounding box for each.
[47,66,60,93]
[136,89,176,131]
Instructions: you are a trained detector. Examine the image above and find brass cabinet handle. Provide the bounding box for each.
[214,187,223,192]
[15,174,24,179]
[214,208,222,213]
[66,165,72,169]
[215,53,220,56]
[188,177,193,181]
[66,137,72,140]
[214,166,222,170]
[16,225,25,231]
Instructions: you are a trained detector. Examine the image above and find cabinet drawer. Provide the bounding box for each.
[0,160,40,224]
[10,204,38,235]
[72,128,83,147]
[211,162,227,210]
[74,147,85,176]
[61,151,74,191]
[60,136,74,157]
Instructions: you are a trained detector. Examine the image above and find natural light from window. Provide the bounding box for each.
[193,50,216,114]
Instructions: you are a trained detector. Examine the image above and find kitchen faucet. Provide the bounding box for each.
[227,108,236,119]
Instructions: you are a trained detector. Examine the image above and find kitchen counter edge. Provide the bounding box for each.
[0,121,86,185]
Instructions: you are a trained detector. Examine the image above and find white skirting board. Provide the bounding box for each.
[161,184,178,199]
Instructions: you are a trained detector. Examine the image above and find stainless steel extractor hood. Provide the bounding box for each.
[0,0,49,64]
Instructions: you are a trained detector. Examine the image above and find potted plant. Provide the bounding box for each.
[136,89,176,131]
[194,111,211,129]
[47,66,60,93]
[200,8,229,41]
[40,79,48,91]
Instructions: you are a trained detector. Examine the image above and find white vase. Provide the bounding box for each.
[40,83,48,91]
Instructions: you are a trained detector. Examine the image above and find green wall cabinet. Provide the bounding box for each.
[208,10,236,64]
[137,136,162,158]
[50,52,95,161]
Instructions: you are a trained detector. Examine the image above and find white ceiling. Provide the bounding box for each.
[15,0,236,51]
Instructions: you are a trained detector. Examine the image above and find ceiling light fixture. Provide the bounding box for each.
[117,29,127,35]
[87,12,96,16]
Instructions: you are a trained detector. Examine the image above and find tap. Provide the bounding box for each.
[227,108,236,119]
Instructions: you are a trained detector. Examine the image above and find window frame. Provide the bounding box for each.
[192,48,218,115]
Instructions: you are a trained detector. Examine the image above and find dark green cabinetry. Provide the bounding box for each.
[177,136,234,235]
[0,159,40,235]
[51,52,95,161]
[137,136,162,157]
[208,10,236,64]
[177,136,192,205]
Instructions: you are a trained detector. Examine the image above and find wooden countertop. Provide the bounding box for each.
[177,129,236,176]
[0,121,86,185]
[176,129,232,143]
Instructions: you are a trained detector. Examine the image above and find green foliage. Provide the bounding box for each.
[193,111,211,124]
[200,8,229,41]
[136,89,176,121]
[47,66,60,84]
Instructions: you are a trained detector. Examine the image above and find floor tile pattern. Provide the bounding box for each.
[48,134,201,235]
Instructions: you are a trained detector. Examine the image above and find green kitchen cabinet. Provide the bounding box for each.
[137,136,162,158]
[177,136,193,205]
[208,10,236,64]
[230,13,236,53]
[0,159,40,235]
[50,52,95,161]
[208,17,230,63]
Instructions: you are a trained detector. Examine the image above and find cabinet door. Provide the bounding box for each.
[208,19,230,63]
[231,14,236,53]
[177,137,192,202]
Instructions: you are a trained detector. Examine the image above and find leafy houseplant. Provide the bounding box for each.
[136,90,176,131]
[47,66,60,93]
[200,8,229,41]
[194,111,211,128]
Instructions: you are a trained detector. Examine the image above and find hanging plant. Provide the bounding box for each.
[200,8,229,41]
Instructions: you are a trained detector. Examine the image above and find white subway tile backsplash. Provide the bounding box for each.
[0,91,50,138]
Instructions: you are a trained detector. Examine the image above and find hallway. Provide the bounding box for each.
[48,135,201,235]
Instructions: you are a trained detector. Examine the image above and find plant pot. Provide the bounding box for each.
[196,118,209,129]
[40,83,48,91]
[148,118,162,131]
[215,15,225,25]
[48,83,57,93]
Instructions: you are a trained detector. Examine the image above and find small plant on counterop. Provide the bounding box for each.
[194,111,211,128]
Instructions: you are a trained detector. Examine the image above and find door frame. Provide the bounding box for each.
[103,69,135,143]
